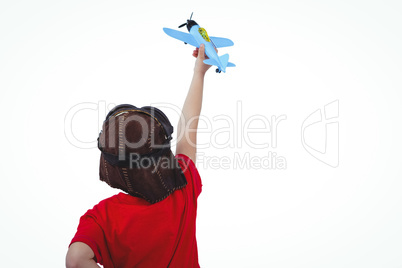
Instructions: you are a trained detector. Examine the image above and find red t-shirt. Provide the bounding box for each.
[69,154,202,268]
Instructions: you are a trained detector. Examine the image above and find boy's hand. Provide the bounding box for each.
[192,44,216,75]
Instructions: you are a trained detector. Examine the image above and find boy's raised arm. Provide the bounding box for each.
[176,44,212,162]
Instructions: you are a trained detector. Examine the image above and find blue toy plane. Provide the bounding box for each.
[163,13,235,73]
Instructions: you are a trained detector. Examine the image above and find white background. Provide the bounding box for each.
[1,0,402,267]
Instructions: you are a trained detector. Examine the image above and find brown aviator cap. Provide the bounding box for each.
[97,104,187,204]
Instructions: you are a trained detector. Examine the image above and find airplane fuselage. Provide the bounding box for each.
[189,25,225,72]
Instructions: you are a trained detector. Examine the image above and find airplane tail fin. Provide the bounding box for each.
[219,54,229,70]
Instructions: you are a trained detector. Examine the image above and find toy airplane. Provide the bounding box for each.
[163,13,235,73]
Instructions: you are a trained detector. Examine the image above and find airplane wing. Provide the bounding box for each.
[210,36,234,48]
[163,28,198,47]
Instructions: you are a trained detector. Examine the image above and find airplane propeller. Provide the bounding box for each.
[178,12,193,28]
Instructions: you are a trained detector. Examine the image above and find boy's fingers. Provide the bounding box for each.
[192,47,199,58]
[198,44,205,60]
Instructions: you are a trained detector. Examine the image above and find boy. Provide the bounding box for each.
[66,44,211,268]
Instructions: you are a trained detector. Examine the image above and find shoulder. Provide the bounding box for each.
[176,153,196,170]
[81,194,121,219]
[176,154,202,197]
[176,154,200,178]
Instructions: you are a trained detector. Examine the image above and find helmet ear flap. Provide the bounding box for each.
[141,106,173,141]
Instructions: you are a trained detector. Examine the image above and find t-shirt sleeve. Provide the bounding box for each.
[176,154,202,197]
[69,213,105,264]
